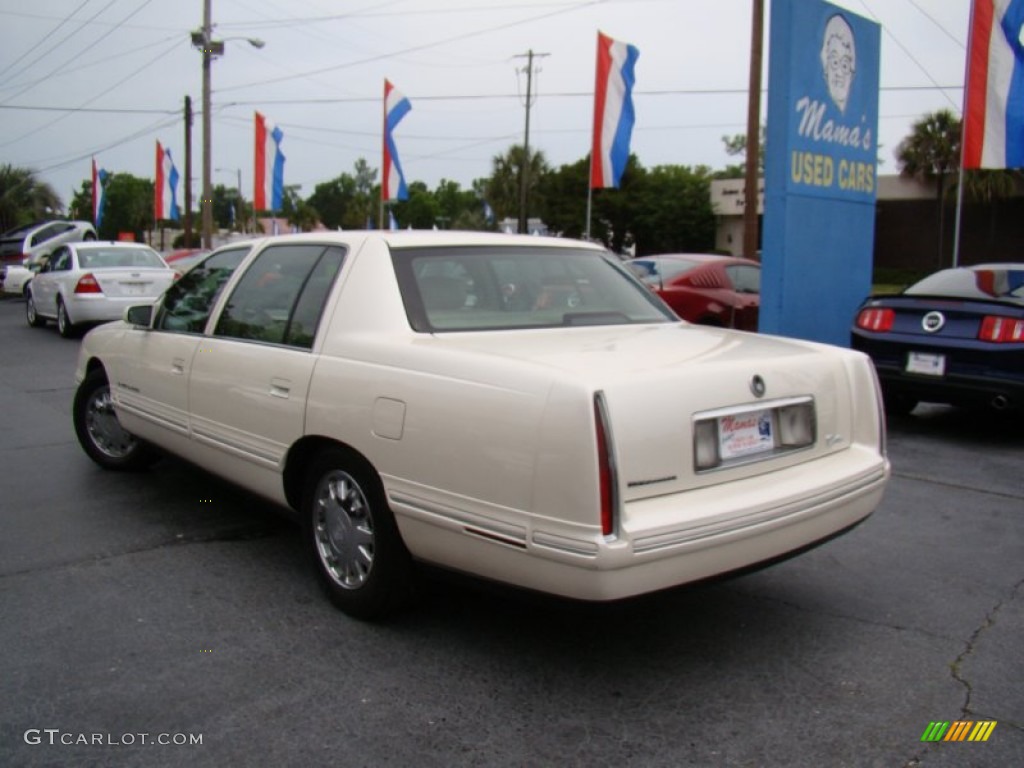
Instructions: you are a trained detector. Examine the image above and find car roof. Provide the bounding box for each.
[252,230,609,252]
[633,253,759,267]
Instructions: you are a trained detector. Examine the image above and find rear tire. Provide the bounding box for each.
[25,287,45,327]
[883,391,918,418]
[57,298,79,338]
[303,448,414,620]
[73,368,157,470]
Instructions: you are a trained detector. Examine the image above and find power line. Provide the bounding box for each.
[217,0,602,93]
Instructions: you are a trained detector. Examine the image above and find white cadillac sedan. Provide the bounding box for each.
[26,241,175,338]
[73,232,890,619]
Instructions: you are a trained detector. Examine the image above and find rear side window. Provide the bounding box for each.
[214,244,345,348]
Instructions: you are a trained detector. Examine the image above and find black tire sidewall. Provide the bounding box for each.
[25,288,44,327]
[73,369,154,471]
[57,299,76,338]
[301,448,412,620]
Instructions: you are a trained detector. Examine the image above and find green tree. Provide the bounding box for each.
[393,181,440,229]
[69,180,94,223]
[101,173,154,241]
[895,109,961,267]
[0,164,62,232]
[720,125,766,177]
[588,154,644,254]
[308,174,357,230]
[630,164,716,255]
[485,145,549,228]
[537,157,590,239]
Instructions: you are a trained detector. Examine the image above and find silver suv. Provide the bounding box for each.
[0,220,97,266]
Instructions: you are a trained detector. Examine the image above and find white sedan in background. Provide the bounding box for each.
[72,231,890,619]
[26,241,175,338]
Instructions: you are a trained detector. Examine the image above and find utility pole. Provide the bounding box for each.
[184,95,193,248]
[201,0,213,249]
[743,0,764,261]
[514,49,549,234]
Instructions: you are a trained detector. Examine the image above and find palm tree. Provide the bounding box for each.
[0,164,62,232]
[894,110,961,267]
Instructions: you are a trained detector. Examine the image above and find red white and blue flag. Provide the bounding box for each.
[91,157,109,230]
[591,31,639,189]
[154,141,180,221]
[383,79,411,201]
[254,111,285,211]
[964,0,1024,168]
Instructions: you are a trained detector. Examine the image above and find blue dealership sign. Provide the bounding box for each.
[761,0,881,346]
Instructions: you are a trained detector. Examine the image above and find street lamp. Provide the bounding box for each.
[192,1,264,249]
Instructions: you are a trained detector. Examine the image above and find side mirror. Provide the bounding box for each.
[124,304,153,328]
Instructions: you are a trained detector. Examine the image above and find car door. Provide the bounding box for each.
[33,245,72,316]
[187,243,345,490]
[110,246,252,443]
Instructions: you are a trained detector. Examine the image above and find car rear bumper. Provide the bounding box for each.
[874,364,1024,410]
[389,446,889,601]
[67,295,159,325]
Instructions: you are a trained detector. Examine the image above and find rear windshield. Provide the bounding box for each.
[906,268,1024,305]
[393,245,675,332]
[77,247,166,269]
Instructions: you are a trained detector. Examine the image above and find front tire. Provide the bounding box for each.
[25,287,45,327]
[57,298,79,338]
[303,448,413,620]
[73,368,156,470]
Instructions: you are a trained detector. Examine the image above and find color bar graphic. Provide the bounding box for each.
[921,721,996,742]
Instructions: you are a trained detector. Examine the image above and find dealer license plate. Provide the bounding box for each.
[906,351,945,376]
[718,409,774,460]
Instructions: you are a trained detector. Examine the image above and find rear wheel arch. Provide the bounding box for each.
[283,436,375,512]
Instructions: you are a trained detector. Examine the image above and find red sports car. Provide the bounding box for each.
[629,253,761,331]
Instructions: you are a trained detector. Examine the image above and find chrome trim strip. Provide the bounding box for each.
[631,467,887,554]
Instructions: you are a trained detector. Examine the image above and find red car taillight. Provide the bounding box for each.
[856,307,895,332]
[978,315,1024,343]
[593,392,618,538]
[74,273,103,294]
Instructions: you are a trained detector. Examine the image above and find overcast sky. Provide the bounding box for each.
[0,0,968,212]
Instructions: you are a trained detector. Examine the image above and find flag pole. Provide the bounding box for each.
[585,161,594,240]
[953,0,978,269]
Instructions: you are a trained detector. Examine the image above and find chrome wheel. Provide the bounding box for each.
[313,470,375,589]
[57,300,73,337]
[73,369,156,470]
[84,384,137,459]
[25,290,44,327]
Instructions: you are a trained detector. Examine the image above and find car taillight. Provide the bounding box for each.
[978,315,1024,343]
[856,307,895,332]
[593,391,618,538]
[74,273,103,294]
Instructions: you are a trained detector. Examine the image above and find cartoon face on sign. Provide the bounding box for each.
[820,14,856,112]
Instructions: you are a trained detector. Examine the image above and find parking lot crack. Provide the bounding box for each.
[950,578,1024,728]
[891,469,1024,503]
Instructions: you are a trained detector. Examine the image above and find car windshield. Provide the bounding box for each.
[905,267,1024,304]
[393,245,675,332]
[77,247,166,269]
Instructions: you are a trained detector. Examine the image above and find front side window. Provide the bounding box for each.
[50,248,71,271]
[155,246,251,333]
[394,245,674,332]
[214,244,345,348]
[726,265,760,294]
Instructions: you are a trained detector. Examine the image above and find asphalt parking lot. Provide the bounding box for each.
[0,295,1021,768]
